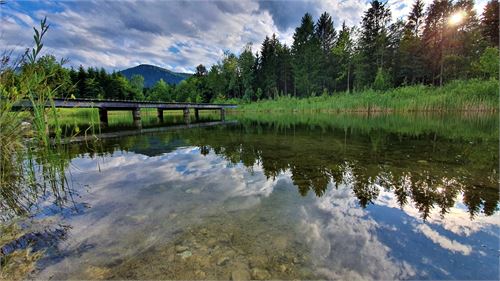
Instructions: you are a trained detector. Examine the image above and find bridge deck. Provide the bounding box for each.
[14,98,237,110]
[13,98,236,125]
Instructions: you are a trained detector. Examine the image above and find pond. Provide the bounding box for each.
[12,112,500,280]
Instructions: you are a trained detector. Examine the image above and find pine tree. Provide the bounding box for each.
[292,13,321,97]
[77,65,87,98]
[399,0,426,84]
[258,34,280,98]
[356,0,392,88]
[315,12,337,92]
[422,0,453,85]
[481,0,499,47]
[387,20,405,86]
[407,0,425,36]
[333,22,354,92]
[238,43,256,100]
[277,43,293,96]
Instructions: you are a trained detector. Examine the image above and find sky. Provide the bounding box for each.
[0,0,489,73]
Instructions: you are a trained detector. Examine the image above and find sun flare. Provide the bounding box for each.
[449,11,466,25]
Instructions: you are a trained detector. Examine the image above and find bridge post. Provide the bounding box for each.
[157,108,164,122]
[183,108,190,124]
[132,108,141,128]
[220,108,225,121]
[132,108,141,121]
[99,108,108,126]
[195,109,199,121]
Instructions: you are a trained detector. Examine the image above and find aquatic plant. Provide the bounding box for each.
[0,18,74,279]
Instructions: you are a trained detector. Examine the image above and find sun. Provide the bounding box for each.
[449,11,466,26]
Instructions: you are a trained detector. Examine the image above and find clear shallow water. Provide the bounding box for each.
[23,113,500,279]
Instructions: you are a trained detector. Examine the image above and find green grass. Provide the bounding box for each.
[236,79,499,112]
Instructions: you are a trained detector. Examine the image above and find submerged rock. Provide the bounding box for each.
[85,265,111,280]
[231,269,250,281]
[194,269,206,279]
[175,245,188,253]
[251,268,271,280]
[249,256,268,268]
[216,256,230,266]
[178,250,192,259]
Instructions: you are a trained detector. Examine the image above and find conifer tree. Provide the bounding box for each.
[481,0,499,47]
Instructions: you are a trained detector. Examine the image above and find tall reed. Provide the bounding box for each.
[0,18,73,279]
[237,79,499,112]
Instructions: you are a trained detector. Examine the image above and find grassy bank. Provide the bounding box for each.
[235,79,499,112]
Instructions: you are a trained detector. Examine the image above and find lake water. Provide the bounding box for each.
[19,113,500,279]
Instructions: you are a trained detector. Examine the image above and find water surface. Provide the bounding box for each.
[24,113,500,280]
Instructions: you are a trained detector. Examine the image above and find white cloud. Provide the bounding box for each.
[1,0,491,72]
[417,224,473,255]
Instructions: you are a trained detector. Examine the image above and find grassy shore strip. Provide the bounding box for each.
[235,79,499,112]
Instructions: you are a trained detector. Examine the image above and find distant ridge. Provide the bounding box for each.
[119,64,191,87]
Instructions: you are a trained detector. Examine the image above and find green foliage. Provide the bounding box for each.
[373,68,391,91]
[129,74,145,100]
[147,79,172,101]
[479,47,499,78]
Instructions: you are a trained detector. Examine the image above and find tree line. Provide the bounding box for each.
[174,0,499,103]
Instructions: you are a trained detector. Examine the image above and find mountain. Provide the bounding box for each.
[119,64,191,87]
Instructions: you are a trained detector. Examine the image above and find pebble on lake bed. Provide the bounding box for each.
[251,268,271,280]
[231,269,251,281]
[216,256,230,266]
[178,250,192,259]
[175,245,188,253]
[85,265,111,280]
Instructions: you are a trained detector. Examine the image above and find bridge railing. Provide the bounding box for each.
[51,97,237,107]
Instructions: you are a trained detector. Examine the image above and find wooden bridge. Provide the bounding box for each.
[15,98,237,126]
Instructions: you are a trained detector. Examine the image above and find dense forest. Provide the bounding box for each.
[7,0,498,103]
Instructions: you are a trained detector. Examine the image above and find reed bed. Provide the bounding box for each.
[236,79,499,113]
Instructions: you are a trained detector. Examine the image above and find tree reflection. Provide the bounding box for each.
[56,115,499,221]
[184,121,499,220]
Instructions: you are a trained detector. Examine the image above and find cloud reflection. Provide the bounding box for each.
[299,183,416,280]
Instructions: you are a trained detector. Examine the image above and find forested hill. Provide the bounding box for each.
[119,64,191,87]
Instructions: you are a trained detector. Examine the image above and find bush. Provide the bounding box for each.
[479,47,499,79]
[373,68,391,91]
